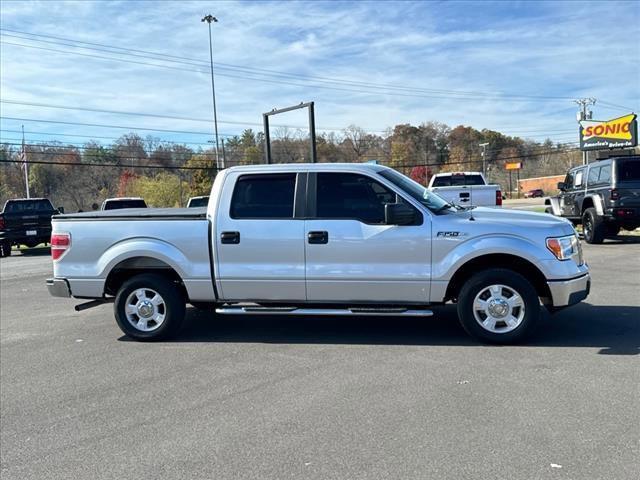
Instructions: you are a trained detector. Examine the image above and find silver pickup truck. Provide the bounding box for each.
[47,163,590,344]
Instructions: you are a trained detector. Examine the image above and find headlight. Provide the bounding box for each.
[546,234,583,264]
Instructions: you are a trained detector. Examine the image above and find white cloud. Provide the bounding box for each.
[0,0,638,146]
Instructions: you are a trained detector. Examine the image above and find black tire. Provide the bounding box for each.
[457,268,540,344]
[582,207,605,244]
[544,207,553,215]
[0,241,11,257]
[114,273,185,341]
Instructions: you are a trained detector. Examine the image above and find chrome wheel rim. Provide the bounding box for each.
[124,288,166,332]
[472,284,525,334]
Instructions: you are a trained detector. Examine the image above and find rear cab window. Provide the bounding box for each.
[4,199,54,212]
[431,174,484,187]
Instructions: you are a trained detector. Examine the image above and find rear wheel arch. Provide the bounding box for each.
[445,254,551,303]
[104,256,187,300]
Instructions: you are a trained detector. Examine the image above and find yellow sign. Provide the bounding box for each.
[580,113,637,150]
[505,162,522,170]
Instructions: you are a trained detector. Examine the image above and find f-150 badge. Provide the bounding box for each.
[437,231,467,237]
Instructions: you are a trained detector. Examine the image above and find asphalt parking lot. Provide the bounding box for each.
[1,241,639,480]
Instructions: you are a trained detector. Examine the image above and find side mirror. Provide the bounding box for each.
[557,182,566,191]
[57,206,65,214]
[385,203,416,225]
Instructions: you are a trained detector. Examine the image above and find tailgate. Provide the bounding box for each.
[430,186,497,206]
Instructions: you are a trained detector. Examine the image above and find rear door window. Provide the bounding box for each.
[587,167,600,186]
[230,173,296,219]
[598,165,611,184]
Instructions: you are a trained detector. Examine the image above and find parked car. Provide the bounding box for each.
[47,163,589,344]
[428,172,502,207]
[0,198,60,257]
[545,155,640,243]
[100,197,147,210]
[524,189,544,198]
[187,196,209,208]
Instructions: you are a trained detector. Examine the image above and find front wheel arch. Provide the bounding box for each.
[445,254,551,304]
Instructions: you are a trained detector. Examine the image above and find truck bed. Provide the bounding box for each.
[55,207,207,220]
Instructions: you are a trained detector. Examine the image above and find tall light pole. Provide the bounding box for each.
[575,98,596,165]
[479,142,489,179]
[202,14,223,169]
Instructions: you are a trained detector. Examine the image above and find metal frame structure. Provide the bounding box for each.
[263,102,317,164]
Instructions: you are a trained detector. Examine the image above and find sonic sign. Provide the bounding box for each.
[579,113,637,151]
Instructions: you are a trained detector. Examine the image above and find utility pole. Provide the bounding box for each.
[21,125,30,198]
[575,98,596,165]
[202,14,223,170]
[479,142,489,179]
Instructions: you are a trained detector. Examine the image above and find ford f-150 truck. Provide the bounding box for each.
[427,172,502,207]
[47,163,590,344]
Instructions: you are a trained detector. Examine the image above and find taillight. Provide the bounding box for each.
[51,233,70,261]
[496,190,503,206]
[0,217,5,230]
[610,189,619,201]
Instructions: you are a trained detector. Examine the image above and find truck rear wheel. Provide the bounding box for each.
[114,273,185,341]
[582,208,605,244]
[0,241,11,257]
[457,269,540,344]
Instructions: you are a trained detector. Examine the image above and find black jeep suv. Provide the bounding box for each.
[545,155,640,244]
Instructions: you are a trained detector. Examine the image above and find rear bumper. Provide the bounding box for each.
[547,273,590,307]
[46,278,71,298]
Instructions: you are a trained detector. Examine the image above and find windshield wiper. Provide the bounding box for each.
[433,202,456,214]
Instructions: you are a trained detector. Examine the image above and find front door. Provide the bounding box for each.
[304,172,431,304]
[215,172,306,302]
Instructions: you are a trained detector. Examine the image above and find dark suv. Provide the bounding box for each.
[545,155,640,243]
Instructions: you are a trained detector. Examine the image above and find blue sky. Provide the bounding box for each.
[1,0,638,149]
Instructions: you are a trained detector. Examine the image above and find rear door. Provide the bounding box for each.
[304,171,430,303]
[215,171,306,302]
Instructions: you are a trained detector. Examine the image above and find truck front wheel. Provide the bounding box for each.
[114,274,185,341]
[457,269,540,344]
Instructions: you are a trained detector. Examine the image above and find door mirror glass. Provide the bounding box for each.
[557,182,566,191]
[385,203,416,225]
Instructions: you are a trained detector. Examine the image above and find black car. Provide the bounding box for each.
[545,155,640,243]
[0,198,60,257]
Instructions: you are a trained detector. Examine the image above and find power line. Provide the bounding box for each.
[0,28,582,102]
[0,130,235,146]
[0,99,386,133]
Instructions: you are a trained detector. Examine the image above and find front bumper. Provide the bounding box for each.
[46,278,71,298]
[547,273,590,307]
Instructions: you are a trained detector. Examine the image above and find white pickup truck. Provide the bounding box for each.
[47,163,590,344]
[428,172,502,207]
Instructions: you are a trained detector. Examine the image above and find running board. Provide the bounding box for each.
[215,306,433,317]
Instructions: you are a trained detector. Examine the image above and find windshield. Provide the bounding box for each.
[378,169,454,213]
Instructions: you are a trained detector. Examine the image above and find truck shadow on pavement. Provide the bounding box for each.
[163,303,639,356]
